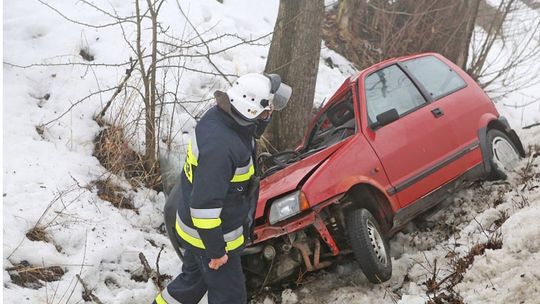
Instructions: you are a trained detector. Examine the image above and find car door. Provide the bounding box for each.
[360,64,459,207]
[401,54,487,154]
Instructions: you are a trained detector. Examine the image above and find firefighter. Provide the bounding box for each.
[154,73,292,304]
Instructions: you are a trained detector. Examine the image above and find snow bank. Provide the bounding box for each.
[3,0,539,303]
[3,0,353,303]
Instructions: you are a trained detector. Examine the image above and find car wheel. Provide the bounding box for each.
[345,208,392,283]
[487,129,521,180]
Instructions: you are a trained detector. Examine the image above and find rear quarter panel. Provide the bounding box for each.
[429,53,499,149]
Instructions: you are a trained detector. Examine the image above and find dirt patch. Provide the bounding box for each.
[7,261,65,289]
[25,226,63,252]
[26,226,49,242]
[92,179,137,212]
[93,119,161,191]
[79,47,94,61]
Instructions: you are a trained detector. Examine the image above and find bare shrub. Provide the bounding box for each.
[424,227,502,303]
[93,119,161,190]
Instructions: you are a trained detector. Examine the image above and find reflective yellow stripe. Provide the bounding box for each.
[176,220,205,249]
[225,234,244,251]
[176,219,244,251]
[183,138,199,183]
[155,293,167,304]
[231,165,254,182]
[192,217,222,229]
[187,139,198,166]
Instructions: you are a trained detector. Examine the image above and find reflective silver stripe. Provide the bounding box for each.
[190,207,222,219]
[224,226,244,242]
[235,158,253,175]
[191,134,199,159]
[177,215,200,239]
[162,287,182,304]
[177,215,243,242]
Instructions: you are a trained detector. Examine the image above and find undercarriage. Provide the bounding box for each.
[243,203,352,293]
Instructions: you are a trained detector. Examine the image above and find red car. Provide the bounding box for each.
[242,53,524,288]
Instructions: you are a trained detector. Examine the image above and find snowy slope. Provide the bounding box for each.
[3,0,351,303]
[3,0,539,304]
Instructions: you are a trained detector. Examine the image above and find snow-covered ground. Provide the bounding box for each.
[3,0,539,303]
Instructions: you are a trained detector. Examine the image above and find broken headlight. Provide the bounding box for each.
[268,191,309,225]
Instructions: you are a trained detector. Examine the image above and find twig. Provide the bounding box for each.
[175,0,232,85]
[139,252,160,290]
[4,61,131,69]
[65,231,88,303]
[37,0,130,28]
[41,87,118,128]
[155,245,166,290]
[98,58,138,118]
[76,274,104,304]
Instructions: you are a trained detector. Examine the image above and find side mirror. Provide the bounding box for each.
[375,109,399,127]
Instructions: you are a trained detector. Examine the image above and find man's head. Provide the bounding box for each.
[215,73,292,126]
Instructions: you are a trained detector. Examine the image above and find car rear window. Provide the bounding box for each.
[401,56,466,100]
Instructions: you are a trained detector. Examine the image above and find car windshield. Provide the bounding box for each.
[303,92,356,153]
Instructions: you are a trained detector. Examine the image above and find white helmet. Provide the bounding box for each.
[227,73,273,121]
[214,73,292,126]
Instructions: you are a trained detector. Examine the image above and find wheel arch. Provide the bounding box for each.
[342,183,395,234]
[478,116,526,175]
[486,118,525,157]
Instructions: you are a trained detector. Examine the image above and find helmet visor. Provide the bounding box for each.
[272,83,292,111]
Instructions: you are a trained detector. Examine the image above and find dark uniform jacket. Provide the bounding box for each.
[176,106,257,259]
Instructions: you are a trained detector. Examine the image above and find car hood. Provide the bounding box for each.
[255,141,347,219]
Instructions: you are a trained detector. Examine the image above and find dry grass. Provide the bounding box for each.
[93,118,161,191]
[7,261,65,289]
[92,179,137,212]
[425,231,502,303]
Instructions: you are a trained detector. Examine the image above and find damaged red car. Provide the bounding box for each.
[164,53,524,291]
[241,52,524,288]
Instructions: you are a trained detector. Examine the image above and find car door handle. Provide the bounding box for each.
[431,108,444,118]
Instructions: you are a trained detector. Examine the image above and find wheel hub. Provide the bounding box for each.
[366,219,388,266]
[491,136,519,171]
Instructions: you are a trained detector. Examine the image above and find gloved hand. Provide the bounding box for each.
[208,254,228,270]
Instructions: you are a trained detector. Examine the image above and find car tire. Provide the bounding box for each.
[345,208,392,283]
[486,129,521,180]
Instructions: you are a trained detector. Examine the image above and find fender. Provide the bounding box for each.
[477,115,526,175]
[330,176,400,213]
[496,117,526,157]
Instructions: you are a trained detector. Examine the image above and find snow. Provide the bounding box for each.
[475,0,540,128]
[3,0,539,303]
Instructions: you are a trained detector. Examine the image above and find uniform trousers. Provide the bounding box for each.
[153,249,246,304]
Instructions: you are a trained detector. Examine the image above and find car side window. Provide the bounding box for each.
[365,65,426,126]
[305,92,355,152]
[401,56,466,100]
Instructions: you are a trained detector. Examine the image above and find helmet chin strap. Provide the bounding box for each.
[229,108,256,127]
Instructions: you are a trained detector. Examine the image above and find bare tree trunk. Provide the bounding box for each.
[457,0,481,69]
[145,0,158,171]
[135,0,152,168]
[265,0,324,151]
[327,0,482,69]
